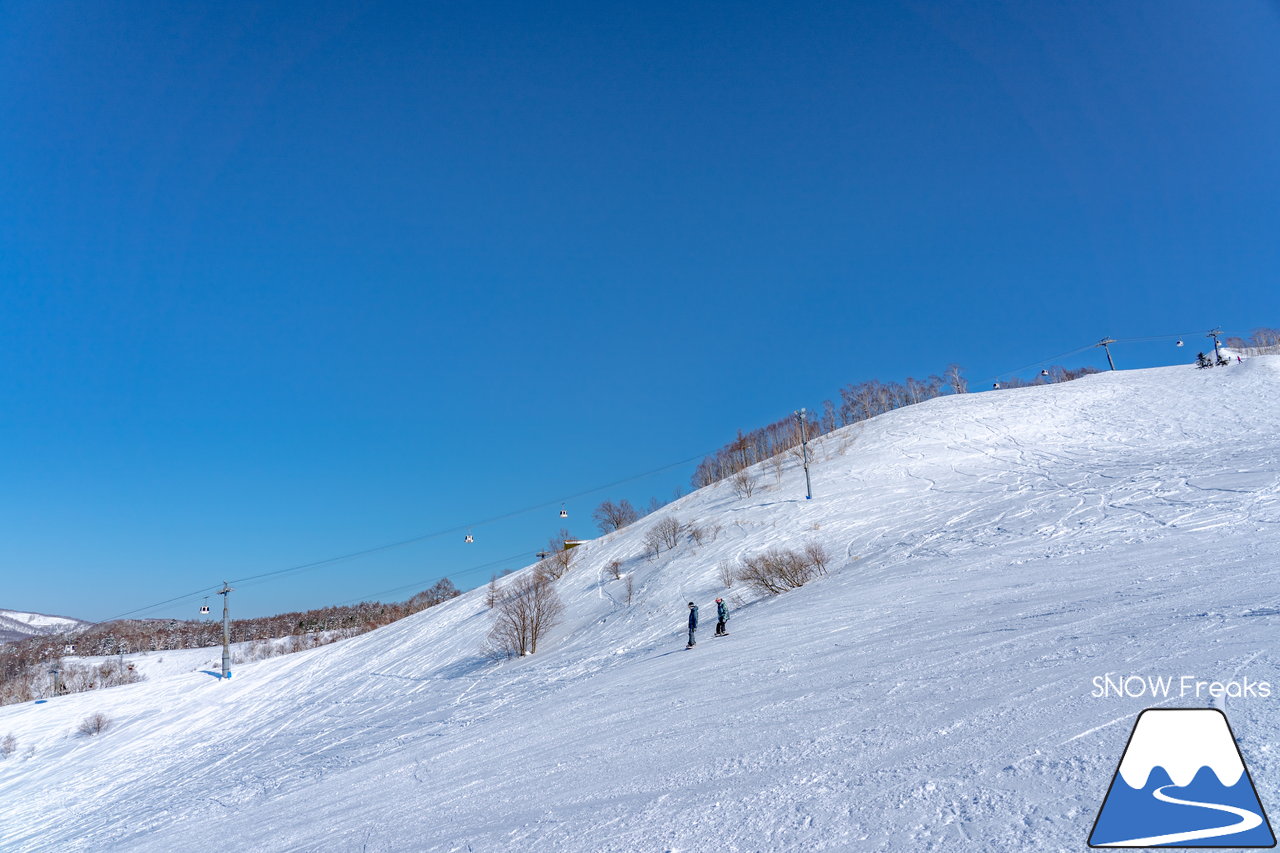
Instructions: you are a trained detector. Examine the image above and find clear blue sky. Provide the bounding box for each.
[2,1,1277,621]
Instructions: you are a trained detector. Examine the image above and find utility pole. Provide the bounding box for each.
[218,581,234,680]
[49,664,60,697]
[1207,327,1223,358]
[1097,337,1117,371]
[794,408,812,500]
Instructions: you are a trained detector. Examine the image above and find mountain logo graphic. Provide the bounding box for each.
[1089,708,1276,847]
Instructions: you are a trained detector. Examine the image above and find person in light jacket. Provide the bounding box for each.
[715,598,729,636]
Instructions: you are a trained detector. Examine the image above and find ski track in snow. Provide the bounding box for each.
[1,359,1279,851]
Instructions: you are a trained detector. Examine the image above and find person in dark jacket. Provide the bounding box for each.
[715,598,729,636]
[686,602,699,648]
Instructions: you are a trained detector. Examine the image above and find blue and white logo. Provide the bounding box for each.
[1089,708,1275,847]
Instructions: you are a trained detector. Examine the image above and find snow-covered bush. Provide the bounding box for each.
[77,712,111,737]
[1,733,15,758]
[736,543,829,595]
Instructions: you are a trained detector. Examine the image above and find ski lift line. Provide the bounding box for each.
[333,550,535,608]
[95,448,715,624]
[226,445,716,584]
[986,329,1243,383]
[988,343,1097,382]
[103,584,228,623]
[1111,331,1234,345]
[448,449,713,534]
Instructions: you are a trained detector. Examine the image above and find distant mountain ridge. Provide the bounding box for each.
[0,609,92,644]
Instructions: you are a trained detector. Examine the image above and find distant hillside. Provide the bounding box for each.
[0,609,92,644]
[0,579,462,706]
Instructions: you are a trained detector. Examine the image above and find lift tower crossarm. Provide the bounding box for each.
[1097,338,1117,371]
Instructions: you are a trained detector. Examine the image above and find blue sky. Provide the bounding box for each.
[2,1,1277,621]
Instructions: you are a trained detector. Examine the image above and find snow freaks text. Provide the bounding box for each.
[1092,674,1273,700]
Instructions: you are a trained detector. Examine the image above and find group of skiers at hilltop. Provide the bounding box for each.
[685,598,729,648]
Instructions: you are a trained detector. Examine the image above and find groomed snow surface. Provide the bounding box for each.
[2,359,1279,852]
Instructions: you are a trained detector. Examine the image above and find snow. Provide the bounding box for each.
[58,635,324,683]
[2,358,1279,851]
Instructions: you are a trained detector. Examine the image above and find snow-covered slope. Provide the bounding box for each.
[2,359,1279,852]
[0,609,91,644]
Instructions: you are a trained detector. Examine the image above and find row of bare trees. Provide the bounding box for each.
[690,367,966,489]
[1225,327,1280,356]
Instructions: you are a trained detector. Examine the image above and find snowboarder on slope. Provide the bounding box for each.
[686,602,699,648]
[715,598,729,636]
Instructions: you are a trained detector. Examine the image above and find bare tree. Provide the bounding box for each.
[689,522,719,546]
[944,364,968,394]
[408,578,460,611]
[540,530,577,579]
[642,527,664,559]
[730,469,757,498]
[803,541,830,573]
[625,575,634,605]
[487,574,565,657]
[593,499,640,533]
[485,574,500,609]
[717,560,735,589]
[821,399,837,434]
[605,560,623,580]
[648,516,683,552]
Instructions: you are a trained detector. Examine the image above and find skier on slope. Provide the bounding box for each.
[715,598,730,636]
[686,602,699,648]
